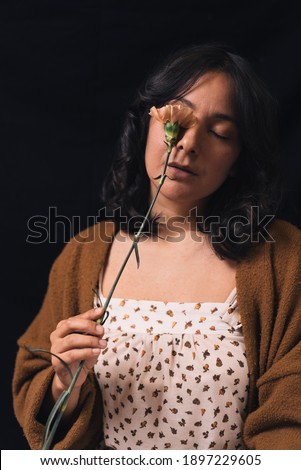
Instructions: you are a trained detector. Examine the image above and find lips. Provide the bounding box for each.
[167,162,197,175]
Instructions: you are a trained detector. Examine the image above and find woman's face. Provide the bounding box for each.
[144,72,241,214]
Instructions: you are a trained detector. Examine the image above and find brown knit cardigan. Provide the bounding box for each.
[12,219,301,450]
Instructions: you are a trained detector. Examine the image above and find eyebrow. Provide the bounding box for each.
[211,112,237,124]
[179,97,196,110]
[179,98,237,124]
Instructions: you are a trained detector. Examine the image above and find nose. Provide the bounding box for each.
[175,125,200,157]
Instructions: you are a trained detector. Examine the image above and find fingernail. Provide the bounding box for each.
[99,339,107,348]
[94,307,103,314]
[96,324,103,332]
[92,348,100,354]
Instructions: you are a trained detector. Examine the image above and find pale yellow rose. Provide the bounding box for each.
[149,104,197,128]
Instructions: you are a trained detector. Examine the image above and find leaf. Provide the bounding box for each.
[42,359,85,449]
[134,241,140,269]
[28,347,73,381]
[92,287,103,308]
[42,390,69,449]
[100,310,109,325]
[166,175,176,180]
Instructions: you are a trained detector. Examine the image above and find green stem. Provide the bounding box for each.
[42,361,85,450]
[42,390,69,449]
[42,144,173,449]
[135,147,171,239]
[97,145,172,320]
[98,242,136,318]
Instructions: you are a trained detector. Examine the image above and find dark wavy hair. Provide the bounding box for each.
[100,43,282,260]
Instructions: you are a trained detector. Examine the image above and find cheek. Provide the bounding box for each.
[226,144,241,174]
[144,136,157,175]
[144,123,167,172]
[215,140,240,166]
[207,143,240,182]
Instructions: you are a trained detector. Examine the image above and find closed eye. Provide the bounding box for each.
[210,130,229,141]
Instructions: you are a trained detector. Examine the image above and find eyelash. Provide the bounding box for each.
[210,130,229,141]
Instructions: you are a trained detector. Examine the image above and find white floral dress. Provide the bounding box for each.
[93,279,249,450]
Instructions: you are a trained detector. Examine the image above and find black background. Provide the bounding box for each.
[2,0,301,450]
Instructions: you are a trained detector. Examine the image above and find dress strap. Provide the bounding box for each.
[228,291,237,313]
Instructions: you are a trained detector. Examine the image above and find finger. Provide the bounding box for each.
[56,307,105,330]
[78,307,105,321]
[52,333,107,354]
[52,317,105,341]
[52,347,102,368]
[85,355,101,369]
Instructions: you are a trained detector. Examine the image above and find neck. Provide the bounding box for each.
[151,193,206,220]
[149,195,207,242]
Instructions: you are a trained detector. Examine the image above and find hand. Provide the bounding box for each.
[50,307,107,391]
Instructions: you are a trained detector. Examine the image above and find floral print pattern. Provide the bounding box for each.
[94,282,249,450]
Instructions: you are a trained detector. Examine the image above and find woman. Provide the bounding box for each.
[13,43,301,450]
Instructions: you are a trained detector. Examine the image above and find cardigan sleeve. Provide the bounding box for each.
[12,239,104,450]
[243,220,301,449]
[243,344,301,449]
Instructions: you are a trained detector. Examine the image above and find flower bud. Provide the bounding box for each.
[149,103,197,150]
[164,120,180,146]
